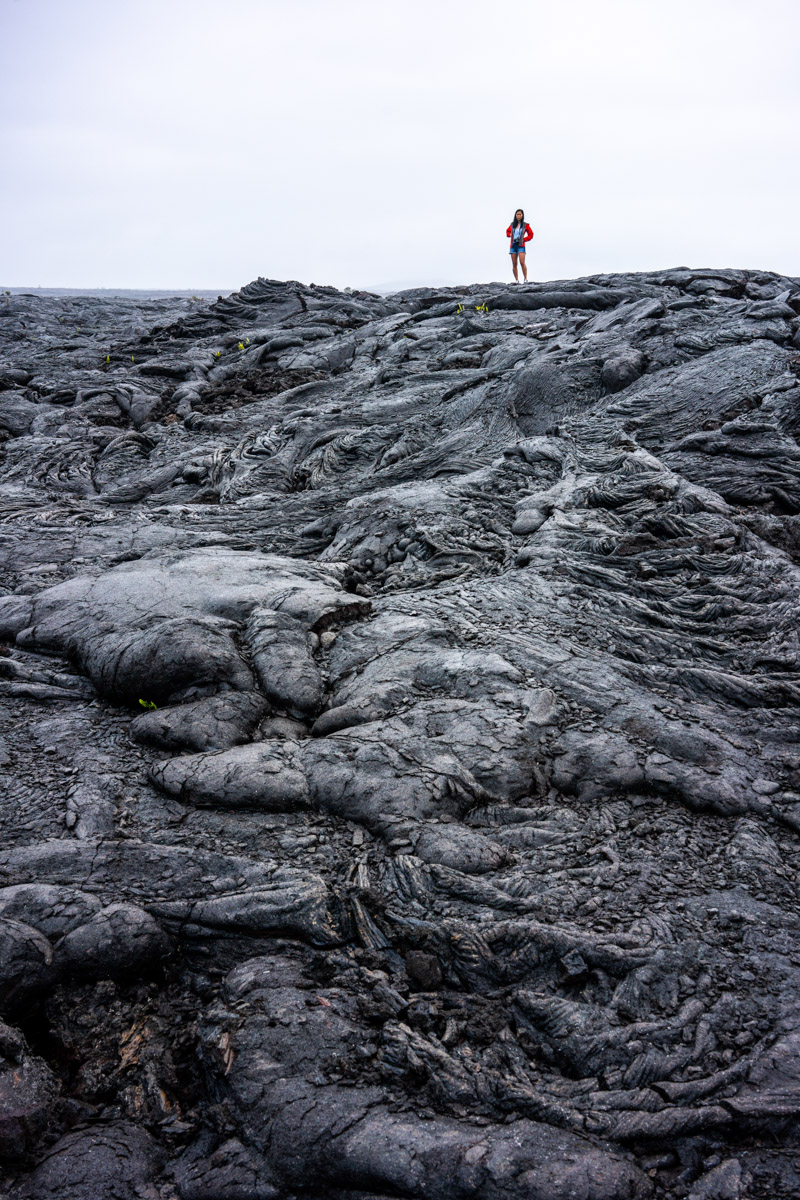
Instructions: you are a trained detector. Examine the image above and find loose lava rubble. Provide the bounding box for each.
[0,268,799,1199]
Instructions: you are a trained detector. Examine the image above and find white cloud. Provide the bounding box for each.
[1,0,798,288]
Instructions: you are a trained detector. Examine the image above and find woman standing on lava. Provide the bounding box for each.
[506,209,533,282]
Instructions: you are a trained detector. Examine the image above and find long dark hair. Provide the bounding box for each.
[511,209,525,229]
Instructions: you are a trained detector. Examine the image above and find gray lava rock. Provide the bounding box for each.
[130,689,269,751]
[55,902,172,981]
[601,347,646,392]
[11,1121,164,1199]
[174,1134,280,1200]
[0,919,56,1013]
[687,1159,748,1200]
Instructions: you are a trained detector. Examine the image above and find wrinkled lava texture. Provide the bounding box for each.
[1,268,800,1200]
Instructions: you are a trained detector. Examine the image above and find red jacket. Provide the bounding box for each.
[507,222,533,246]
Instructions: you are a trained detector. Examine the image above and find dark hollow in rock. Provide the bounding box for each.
[0,1022,60,1162]
[405,950,444,991]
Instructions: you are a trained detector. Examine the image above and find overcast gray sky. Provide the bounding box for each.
[1,0,798,291]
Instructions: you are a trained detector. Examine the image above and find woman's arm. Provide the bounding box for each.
[506,225,513,238]
[524,224,534,242]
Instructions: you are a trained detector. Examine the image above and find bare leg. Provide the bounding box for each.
[510,252,519,281]
[519,250,528,282]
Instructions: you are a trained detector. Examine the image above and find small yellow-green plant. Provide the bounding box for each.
[138,698,157,710]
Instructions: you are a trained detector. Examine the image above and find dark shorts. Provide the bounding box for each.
[509,244,527,255]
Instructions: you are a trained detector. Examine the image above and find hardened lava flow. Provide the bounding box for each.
[1,267,800,1198]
